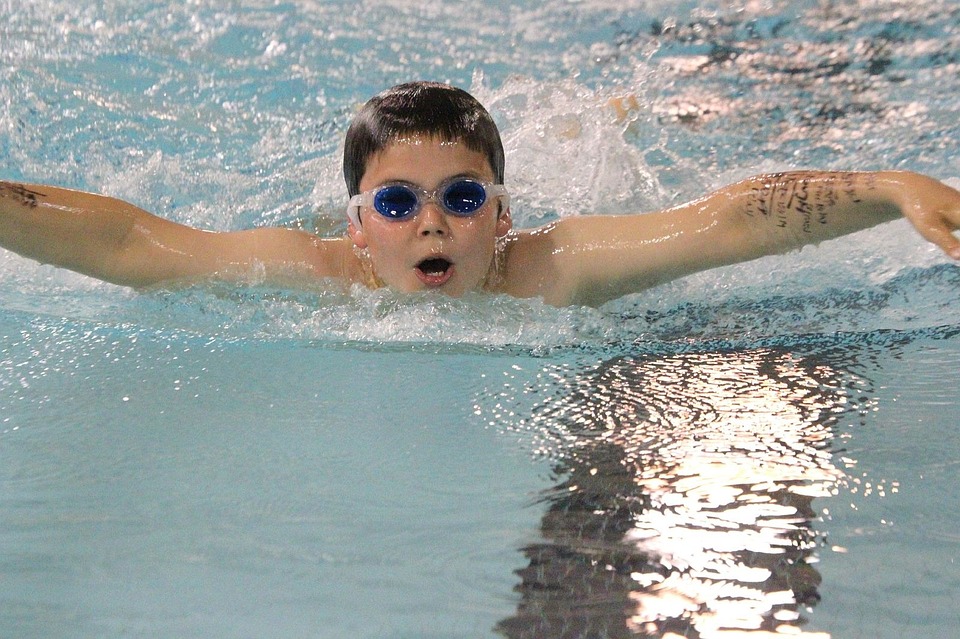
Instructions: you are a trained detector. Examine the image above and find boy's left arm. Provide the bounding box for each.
[541,170,960,307]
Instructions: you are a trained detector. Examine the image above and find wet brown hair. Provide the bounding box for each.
[342,81,505,197]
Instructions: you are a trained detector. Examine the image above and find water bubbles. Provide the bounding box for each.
[477,75,668,223]
[262,39,287,59]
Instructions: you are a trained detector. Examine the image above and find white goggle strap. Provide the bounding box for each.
[486,185,510,214]
[346,194,364,229]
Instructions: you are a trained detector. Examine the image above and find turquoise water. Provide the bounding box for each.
[2,1,959,637]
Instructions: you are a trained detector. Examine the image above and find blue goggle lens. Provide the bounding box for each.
[371,180,489,220]
[373,185,419,219]
[442,180,487,215]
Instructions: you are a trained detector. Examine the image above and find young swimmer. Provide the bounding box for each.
[1,81,959,307]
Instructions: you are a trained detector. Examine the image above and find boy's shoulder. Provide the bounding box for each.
[495,213,675,306]
[496,223,576,304]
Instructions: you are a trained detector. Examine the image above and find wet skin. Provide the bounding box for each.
[347,137,512,296]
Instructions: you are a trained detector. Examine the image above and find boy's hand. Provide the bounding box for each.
[895,173,960,260]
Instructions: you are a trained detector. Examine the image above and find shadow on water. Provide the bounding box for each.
[495,344,882,638]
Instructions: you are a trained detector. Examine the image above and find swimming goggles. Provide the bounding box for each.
[346,178,509,228]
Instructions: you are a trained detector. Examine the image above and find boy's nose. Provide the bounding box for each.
[417,202,449,236]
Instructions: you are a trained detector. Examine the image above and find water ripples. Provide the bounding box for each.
[485,347,867,636]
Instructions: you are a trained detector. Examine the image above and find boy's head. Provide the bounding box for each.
[343,82,505,197]
[341,82,512,297]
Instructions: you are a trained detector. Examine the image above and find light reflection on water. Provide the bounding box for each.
[3,0,960,636]
[494,348,871,637]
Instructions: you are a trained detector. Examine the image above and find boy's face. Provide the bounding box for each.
[348,136,512,296]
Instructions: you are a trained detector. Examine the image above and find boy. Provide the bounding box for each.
[1,81,958,308]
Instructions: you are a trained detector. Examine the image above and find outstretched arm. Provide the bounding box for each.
[0,181,350,288]
[517,171,960,307]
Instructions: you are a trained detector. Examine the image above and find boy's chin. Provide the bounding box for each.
[399,277,473,298]
[376,268,485,297]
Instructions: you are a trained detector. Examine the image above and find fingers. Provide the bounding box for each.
[915,217,960,259]
[947,241,960,261]
[903,177,960,259]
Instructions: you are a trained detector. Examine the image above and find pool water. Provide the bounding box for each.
[2,0,959,637]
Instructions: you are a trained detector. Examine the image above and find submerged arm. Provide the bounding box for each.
[0,181,349,288]
[535,171,960,307]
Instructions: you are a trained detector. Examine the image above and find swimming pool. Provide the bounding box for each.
[2,0,959,637]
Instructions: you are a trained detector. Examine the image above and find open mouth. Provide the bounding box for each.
[417,257,452,276]
[415,257,454,286]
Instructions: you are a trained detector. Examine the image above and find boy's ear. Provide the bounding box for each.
[347,220,368,249]
[496,206,513,237]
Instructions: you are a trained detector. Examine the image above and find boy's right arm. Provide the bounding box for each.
[0,181,350,287]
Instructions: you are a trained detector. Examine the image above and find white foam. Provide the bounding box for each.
[475,75,667,225]
[3,32,958,349]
